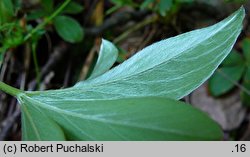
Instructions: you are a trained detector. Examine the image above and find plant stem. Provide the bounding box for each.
[24,0,72,41]
[0,82,23,97]
[31,42,41,87]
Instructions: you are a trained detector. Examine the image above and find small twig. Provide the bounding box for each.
[113,15,158,44]
[85,10,149,36]
[63,60,72,87]
[138,24,157,50]
[39,72,55,91]
[31,42,41,86]
[0,51,11,81]
[45,33,52,53]
[83,0,99,25]
[0,109,20,140]
[7,99,17,117]
[181,1,222,19]
[28,42,68,90]
[78,42,98,81]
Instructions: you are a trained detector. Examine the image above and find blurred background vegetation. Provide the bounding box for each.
[0,0,250,140]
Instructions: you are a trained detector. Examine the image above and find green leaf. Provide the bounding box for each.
[243,38,250,64]
[157,0,173,16]
[208,65,245,96]
[140,0,154,9]
[54,15,84,43]
[116,47,128,63]
[21,99,65,141]
[41,0,54,13]
[176,0,194,2]
[18,94,222,140]
[27,9,48,21]
[241,67,250,107]
[107,0,137,14]
[88,39,118,79]
[58,7,244,100]
[0,7,245,141]
[222,50,244,66]
[2,0,14,15]
[61,1,84,14]
[0,0,14,24]
[110,0,137,6]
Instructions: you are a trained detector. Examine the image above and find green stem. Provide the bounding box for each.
[31,42,41,87]
[0,82,23,97]
[24,0,72,41]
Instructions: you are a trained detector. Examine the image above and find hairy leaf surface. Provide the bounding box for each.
[14,7,244,140]
[88,39,118,79]
[29,7,244,102]
[21,102,65,141]
[18,95,222,140]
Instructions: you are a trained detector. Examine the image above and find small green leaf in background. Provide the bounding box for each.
[41,0,54,13]
[54,15,84,43]
[2,24,24,48]
[209,65,245,96]
[140,0,154,10]
[209,38,250,98]
[110,0,137,6]
[116,47,128,63]
[241,38,250,106]
[62,1,84,14]
[209,50,245,97]
[0,0,14,24]
[107,0,137,14]
[141,0,193,16]
[140,0,174,16]
[222,50,244,66]
[176,0,194,2]
[241,68,250,107]
[243,38,250,64]
[88,39,118,80]
[27,0,53,20]
[157,0,173,16]
[27,10,48,21]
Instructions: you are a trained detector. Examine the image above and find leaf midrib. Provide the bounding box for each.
[22,104,42,140]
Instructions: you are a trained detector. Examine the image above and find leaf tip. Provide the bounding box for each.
[236,6,245,21]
